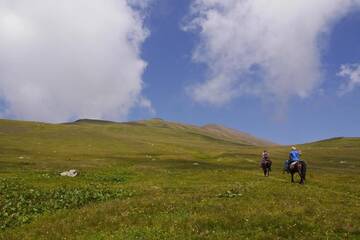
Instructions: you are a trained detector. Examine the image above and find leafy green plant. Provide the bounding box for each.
[0,179,133,229]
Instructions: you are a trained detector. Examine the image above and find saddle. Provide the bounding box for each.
[289,162,297,168]
[289,160,305,169]
[261,159,271,165]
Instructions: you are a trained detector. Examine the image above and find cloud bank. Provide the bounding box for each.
[184,0,360,106]
[338,63,360,95]
[0,0,152,122]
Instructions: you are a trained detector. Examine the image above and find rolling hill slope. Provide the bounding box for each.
[0,118,359,239]
[201,124,275,146]
[0,117,273,171]
[69,118,275,146]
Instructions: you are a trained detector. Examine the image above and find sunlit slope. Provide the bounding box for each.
[201,124,275,146]
[305,137,360,147]
[0,118,272,170]
[0,118,358,170]
[136,118,275,146]
[0,118,360,239]
[300,137,360,170]
[0,118,272,154]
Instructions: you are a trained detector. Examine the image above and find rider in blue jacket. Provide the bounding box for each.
[289,146,301,163]
[285,146,301,172]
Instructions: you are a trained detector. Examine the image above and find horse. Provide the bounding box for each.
[288,160,307,184]
[260,160,272,177]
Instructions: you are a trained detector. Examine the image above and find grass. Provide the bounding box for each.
[0,178,132,229]
[0,118,359,239]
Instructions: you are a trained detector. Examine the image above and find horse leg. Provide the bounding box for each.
[300,171,305,184]
[300,177,304,184]
[298,166,305,184]
[291,173,294,183]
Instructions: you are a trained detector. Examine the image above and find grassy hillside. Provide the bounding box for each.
[0,118,359,239]
[200,124,275,146]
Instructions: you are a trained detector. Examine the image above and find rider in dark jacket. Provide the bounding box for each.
[262,150,270,161]
[261,150,272,166]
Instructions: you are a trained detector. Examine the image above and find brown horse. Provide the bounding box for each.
[289,160,307,184]
[260,160,272,176]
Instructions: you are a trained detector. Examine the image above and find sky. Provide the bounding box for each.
[0,0,360,144]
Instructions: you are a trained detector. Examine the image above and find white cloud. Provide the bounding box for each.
[337,63,360,95]
[184,0,360,106]
[0,0,152,122]
[138,96,156,115]
[128,0,153,10]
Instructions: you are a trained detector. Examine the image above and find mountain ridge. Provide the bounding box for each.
[1,118,359,146]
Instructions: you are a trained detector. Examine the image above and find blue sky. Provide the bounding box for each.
[0,0,360,144]
[128,0,360,144]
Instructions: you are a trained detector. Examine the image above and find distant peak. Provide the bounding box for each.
[150,118,164,121]
[202,124,224,129]
[201,123,276,146]
[72,119,116,124]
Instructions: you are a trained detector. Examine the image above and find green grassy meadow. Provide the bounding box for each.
[0,118,359,239]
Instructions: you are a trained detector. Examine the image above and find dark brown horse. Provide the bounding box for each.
[260,160,272,176]
[289,160,307,184]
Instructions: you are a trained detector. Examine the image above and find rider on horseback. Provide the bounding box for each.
[260,150,272,175]
[261,150,272,165]
[284,146,301,172]
[262,150,270,161]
